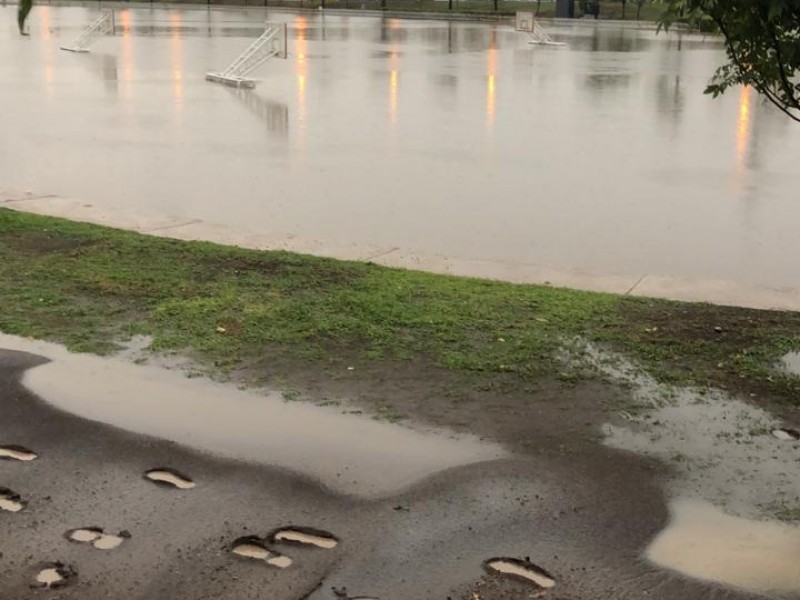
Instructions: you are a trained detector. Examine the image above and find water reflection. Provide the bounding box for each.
[228,89,289,136]
[295,16,308,141]
[83,53,120,96]
[735,85,753,171]
[384,67,396,127]
[119,8,133,101]
[584,72,633,90]
[40,5,50,39]
[588,27,646,52]
[446,21,454,54]
[170,11,183,113]
[39,6,53,96]
[378,16,403,44]
[486,29,497,130]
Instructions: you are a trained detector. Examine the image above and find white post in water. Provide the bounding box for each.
[60,10,115,53]
[206,23,288,89]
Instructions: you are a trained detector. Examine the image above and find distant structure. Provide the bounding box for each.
[555,0,575,18]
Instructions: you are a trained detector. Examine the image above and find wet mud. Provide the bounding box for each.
[0,340,784,600]
[1,333,503,498]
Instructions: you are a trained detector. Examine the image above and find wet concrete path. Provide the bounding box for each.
[0,345,774,600]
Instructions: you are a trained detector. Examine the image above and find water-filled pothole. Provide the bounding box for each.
[66,527,130,550]
[771,428,800,441]
[0,444,38,461]
[0,487,25,512]
[34,563,76,589]
[271,526,339,549]
[231,536,292,568]
[484,558,556,589]
[144,468,196,489]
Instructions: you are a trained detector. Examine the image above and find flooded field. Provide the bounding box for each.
[2,3,799,300]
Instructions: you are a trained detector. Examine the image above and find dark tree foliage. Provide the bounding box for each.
[659,0,800,121]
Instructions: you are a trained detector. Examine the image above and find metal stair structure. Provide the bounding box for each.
[206,23,287,89]
[61,10,115,53]
[515,11,566,47]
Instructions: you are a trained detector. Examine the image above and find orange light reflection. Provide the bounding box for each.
[735,85,752,169]
[119,10,134,91]
[486,39,497,130]
[170,12,184,112]
[295,16,308,128]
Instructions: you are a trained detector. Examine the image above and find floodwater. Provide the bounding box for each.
[0,333,505,497]
[647,499,800,595]
[592,344,800,595]
[593,344,800,519]
[1,4,799,301]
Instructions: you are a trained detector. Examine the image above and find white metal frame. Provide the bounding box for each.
[61,10,115,53]
[515,11,566,47]
[206,23,288,89]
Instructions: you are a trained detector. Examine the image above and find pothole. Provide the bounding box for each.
[0,444,38,461]
[231,536,293,568]
[34,563,76,589]
[0,487,25,512]
[771,428,800,442]
[144,468,196,489]
[271,526,339,549]
[483,558,556,589]
[66,527,130,550]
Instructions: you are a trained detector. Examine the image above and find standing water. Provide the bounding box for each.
[1,5,799,299]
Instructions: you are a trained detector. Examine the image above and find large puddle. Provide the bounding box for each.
[593,346,800,519]
[590,345,800,594]
[0,334,504,497]
[648,499,800,595]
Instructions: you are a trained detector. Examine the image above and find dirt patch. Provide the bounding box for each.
[616,298,800,403]
[241,349,627,457]
[196,252,366,288]
[2,233,94,255]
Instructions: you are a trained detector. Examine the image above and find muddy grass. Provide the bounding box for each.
[1,207,799,414]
